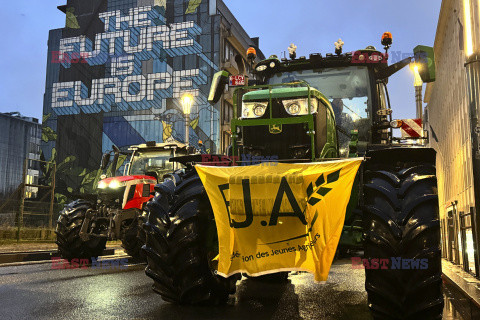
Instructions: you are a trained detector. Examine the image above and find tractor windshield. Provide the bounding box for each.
[129,150,174,178]
[267,66,372,157]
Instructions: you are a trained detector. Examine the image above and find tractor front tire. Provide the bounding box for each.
[142,170,238,305]
[55,200,107,261]
[120,213,146,262]
[363,162,443,319]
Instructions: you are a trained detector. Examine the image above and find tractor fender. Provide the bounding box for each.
[365,147,436,166]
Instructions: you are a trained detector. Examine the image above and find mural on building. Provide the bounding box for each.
[42,0,220,200]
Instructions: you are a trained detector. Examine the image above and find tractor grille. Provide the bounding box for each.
[241,100,311,160]
[98,186,126,207]
[242,122,310,160]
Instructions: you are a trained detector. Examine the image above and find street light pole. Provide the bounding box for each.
[181,93,193,147]
[185,113,189,146]
[413,64,424,120]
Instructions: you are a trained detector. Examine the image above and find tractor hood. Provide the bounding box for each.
[242,86,331,106]
[98,175,156,189]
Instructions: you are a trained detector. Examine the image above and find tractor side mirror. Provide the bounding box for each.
[101,153,110,170]
[208,70,230,104]
[413,45,435,83]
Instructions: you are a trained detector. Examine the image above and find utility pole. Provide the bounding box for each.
[17,158,28,242]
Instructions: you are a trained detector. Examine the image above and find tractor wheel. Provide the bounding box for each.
[55,200,107,261]
[120,212,146,262]
[363,162,443,319]
[142,169,239,305]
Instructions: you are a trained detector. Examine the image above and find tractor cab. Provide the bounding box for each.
[125,141,188,182]
[96,141,188,209]
[209,32,435,160]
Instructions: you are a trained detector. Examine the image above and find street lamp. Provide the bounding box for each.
[411,63,423,120]
[181,93,194,146]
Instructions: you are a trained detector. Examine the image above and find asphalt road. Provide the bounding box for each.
[0,256,476,320]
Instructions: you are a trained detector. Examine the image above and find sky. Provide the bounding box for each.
[0,0,441,122]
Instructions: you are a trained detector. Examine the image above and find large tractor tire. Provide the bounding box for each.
[55,200,107,261]
[142,169,238,305]
[363,160,443,320]
[120,212,147,262]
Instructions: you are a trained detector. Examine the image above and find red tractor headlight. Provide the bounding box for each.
[98,181,108,189]
[108,180,122,189]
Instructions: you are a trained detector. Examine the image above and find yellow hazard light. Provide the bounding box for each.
[247,47,257,60]
[381,32,393,47]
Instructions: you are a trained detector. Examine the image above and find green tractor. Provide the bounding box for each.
[142,33,443,319]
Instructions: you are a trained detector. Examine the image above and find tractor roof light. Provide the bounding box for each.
[288,43,297,59]
[334,38,344,55]
[256,64,267,72]
[381,32,393,49]
[247,47,257,61]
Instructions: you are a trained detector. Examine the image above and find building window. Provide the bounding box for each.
[224,40,238,63]
[223,100,233,124]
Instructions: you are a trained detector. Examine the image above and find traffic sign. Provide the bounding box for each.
[229,75,245,86]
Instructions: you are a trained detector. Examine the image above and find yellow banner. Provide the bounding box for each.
[195,159,362,281]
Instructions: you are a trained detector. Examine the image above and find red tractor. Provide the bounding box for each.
[56,141,188,261]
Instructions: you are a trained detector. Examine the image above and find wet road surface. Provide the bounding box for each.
[0,257,476,319]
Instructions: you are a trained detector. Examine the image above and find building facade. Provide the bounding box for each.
[424,0,480,276]
[0,112,41,200]
[42,0,263,199]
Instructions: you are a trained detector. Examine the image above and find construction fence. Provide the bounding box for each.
[0,158,61,242]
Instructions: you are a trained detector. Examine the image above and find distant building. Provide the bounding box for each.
[424,0,480,276]
[41,0,263,197]
[0,112,41,200]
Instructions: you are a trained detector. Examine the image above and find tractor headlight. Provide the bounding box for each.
[256,65,267,72]
[254,105,266,116]
[108,180,121,189]
[242,102,268,118]
[282,98,318,115]
[98,181,107,189]
[287,103,301,115]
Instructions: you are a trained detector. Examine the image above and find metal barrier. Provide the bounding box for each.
[0,158,59,242]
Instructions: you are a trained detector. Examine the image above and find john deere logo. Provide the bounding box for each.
[269,124,282,134]
[218,169,341,238]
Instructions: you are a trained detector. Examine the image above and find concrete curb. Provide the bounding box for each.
[0,248,116,265]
